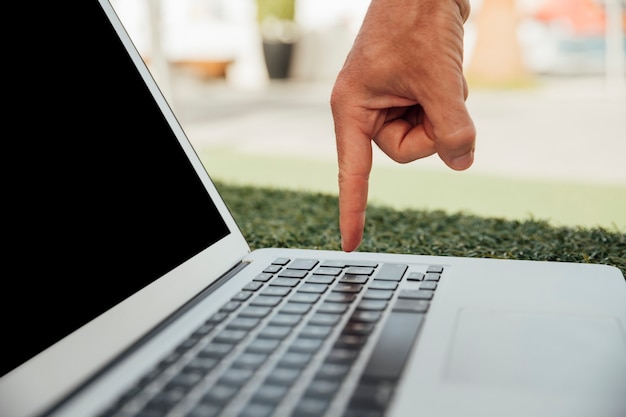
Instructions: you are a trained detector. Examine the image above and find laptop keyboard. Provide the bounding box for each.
[99,258,443,417]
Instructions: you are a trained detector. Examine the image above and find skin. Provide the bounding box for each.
[330,0,476,252]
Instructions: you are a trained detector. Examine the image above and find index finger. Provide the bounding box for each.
[335,116,373,252]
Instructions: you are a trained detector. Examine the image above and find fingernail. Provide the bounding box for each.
[450,150,474,170]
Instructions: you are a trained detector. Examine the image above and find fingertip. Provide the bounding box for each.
[448,149,474,170]
[433,114,476,171]
[340,212,365,252]
[341,235,361,253]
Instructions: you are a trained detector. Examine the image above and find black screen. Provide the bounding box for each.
[1,2,230,377]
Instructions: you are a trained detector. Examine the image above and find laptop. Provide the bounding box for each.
[1,1,625,416]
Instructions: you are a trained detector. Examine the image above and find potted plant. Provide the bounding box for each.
[256,0,299,79]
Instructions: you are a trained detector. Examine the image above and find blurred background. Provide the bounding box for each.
[110,0,626,232]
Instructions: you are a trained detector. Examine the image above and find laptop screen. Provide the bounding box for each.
[2,2,230,377]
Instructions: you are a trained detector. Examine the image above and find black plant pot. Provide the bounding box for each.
[262,41,293,79]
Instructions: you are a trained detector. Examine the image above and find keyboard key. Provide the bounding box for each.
[316,302,348,314]
[199,343,233,358]
[265,367,301,385]
[246,338,281,354]
[278,352,312,369]
[232,352,268,370]
[201,384,238,404]
[350,311,382,323]
[292,397,329,417]
[186,403,221,417]
[373,264,408,281]
[335,334,367,349]
[263,265,282,274]
[298,283,328,294]
[356,300,388,311]
[304,379,340,399]
[269,314,302,327]
[361,312,424,383]
[398,289,434,300]
[424,273,441,282]
[242,281,263,291]
[308,313,341,326]
[252,385,288,404]
[250,295,283,307]
[325,293,356,303]
[419,281,437,290]
[287,259,319,270]
[166,372,203,391]
[392,299,429,313]
[406,272,425,281]
[214,329,247,344]
[191,323,215,338]
[313,266,342,276]
[184,357,218,374]
[175,338,200,354]
[280,302,311,315]
[326,348,359,364]
[231,291,253,301]
[343,409,384,417]
[362,289,393,300]
[426,265,444,273]
[339,274,369,284]
[143,389,185,413]
[342,322,375,336]
[289,338,323,353]
[306,275,335,285]
[261,287,291,297]
[316,363,350,381]
[290,293,320,304]
[345,382,392,413]
[270,277,300,287]
[258,325,292,340]
[239,306,272,318]
[220,301,241,312]
[345,267,375,275]
[299,325,333,339]
[368,280,398,290]
[238,402,274,417]
[272,258,291,266]
[158,351,182,369]
[333,283,362,293]
[253,273,273,282]
[227,317,261,330]
[278,269,309,279]
[219,368,254,386]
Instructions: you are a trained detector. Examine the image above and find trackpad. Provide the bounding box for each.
[445,309,626,393]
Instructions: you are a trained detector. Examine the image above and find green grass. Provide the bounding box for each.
[215,181,626,277]
[199,148,626,232]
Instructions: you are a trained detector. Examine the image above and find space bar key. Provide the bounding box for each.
[361,311,424,383]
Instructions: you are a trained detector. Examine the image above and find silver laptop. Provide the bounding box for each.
[2,1,625,416]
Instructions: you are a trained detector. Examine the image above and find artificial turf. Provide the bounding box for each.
[215,181,626,278]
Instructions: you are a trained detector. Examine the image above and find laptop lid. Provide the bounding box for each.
[0,1,250,416]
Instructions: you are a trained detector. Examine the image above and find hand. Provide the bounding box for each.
[330,0,476,252]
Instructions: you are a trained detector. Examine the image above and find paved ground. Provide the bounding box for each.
[167,70,626,186]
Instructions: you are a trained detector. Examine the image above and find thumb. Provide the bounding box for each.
[425,79,476,171]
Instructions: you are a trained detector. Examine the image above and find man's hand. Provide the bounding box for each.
[330,0,476,252]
